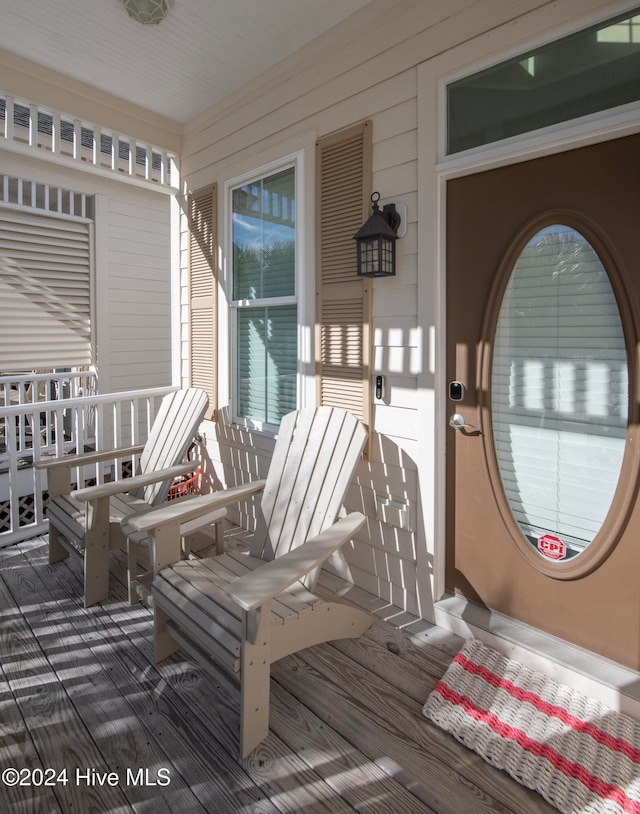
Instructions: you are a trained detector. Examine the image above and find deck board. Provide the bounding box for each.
[0,534,556,814]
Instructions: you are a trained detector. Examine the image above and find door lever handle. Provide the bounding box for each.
[449,413,475,431]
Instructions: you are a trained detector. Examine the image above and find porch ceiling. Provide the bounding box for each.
[0,0,373,124]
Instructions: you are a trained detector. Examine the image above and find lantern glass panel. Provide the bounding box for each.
[381,237,395,276]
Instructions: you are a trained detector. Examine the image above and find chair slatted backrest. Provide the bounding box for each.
[250,407,366,570]
[139,388,209,506]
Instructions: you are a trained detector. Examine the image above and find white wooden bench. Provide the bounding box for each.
[35,388,221,606]
[124,406,374,758]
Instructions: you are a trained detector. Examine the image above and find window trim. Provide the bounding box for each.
[225,151,304,434]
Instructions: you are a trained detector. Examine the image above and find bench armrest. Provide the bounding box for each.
[34,444,145,471]
[125,479,267,533]
[72,462,197,502]
[225,512,366,611]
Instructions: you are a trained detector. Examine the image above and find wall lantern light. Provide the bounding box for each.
[353,192,401,278]
[121,0,174,25]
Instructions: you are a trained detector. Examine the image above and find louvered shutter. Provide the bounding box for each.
[316,122,372,453]
[188,185,217,420]
[0,207,92,371]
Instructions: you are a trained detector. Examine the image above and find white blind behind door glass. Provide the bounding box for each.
[491,224,628,560]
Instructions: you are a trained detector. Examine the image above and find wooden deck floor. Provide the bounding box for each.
[0,532,557,814]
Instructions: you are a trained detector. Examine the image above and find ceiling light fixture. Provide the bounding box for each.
[121,0,174,25]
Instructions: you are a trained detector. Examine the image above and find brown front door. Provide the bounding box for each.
[446,133,640,668]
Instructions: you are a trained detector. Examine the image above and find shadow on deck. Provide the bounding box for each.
[0,529,554,814]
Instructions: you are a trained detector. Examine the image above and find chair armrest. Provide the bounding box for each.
[34,444,145,471]
[72,461,197,502]
[225,512,366,611]
[125,479,267,533]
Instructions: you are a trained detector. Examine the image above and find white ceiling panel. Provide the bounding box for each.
[0,0,373,123]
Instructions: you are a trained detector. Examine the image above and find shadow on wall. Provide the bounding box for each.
[343,429,432,616]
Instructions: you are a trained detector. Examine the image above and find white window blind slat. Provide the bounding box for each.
[236,305,297,425]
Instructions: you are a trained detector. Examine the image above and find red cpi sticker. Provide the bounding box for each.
[538,533,566,560]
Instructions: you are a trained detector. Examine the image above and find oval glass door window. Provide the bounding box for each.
[491,224,628,561]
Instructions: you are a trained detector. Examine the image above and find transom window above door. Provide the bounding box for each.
[447,7,640,154]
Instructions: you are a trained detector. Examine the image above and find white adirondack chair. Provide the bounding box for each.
[36,388,221,607]
[124,406,373,758]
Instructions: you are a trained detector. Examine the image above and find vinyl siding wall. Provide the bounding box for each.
[103,190,172,393]
[179,0,629,616]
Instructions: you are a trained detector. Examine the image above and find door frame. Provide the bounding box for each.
[415,0,640,621]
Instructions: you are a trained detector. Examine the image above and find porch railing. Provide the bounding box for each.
[0,383,178,547]
[1,370,98,453]
[1,91,178,190]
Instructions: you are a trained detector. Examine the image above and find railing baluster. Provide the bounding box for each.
[7,413,19,536]
[52,112,61,155]
[29,103,38,147]
[96,401,105,485]
[73,119,82,160]
[32,408,44,530]
[4,95,14,140]
[111,132,119,171]
[17,383,27,452]
[128,138,136,177]
[113,401,122,479]
[93,125,100,166]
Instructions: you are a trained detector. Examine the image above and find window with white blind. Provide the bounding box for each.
[0,206,92,372]
[230,164,297,428]
[491,224,628,561]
